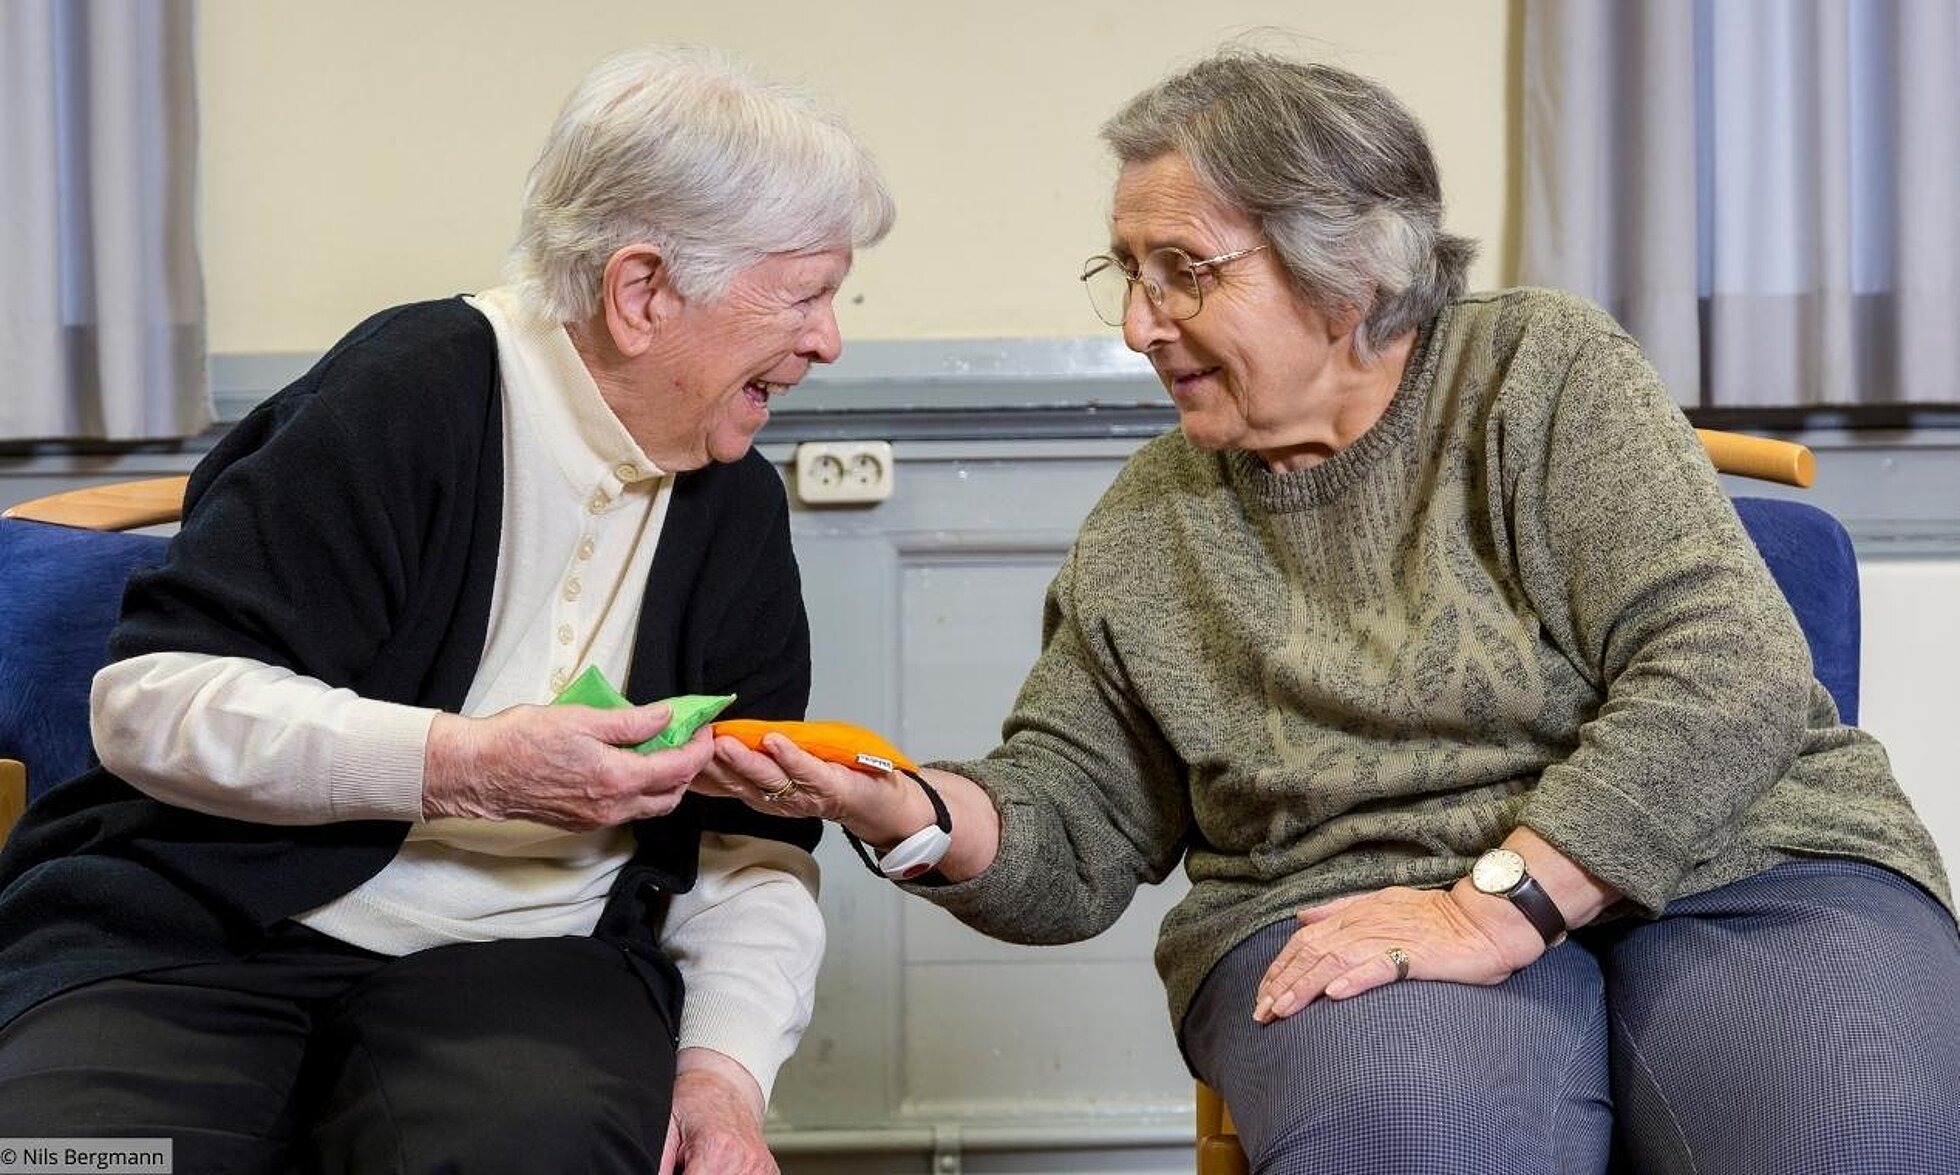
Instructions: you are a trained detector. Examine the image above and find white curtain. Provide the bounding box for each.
[1521,0,1959,408]
[1,0,209,441]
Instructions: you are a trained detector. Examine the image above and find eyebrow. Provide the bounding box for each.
[1107,232,1213,260]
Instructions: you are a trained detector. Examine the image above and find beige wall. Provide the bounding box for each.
[198,0,1513,354]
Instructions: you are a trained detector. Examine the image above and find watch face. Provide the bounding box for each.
[1473,849,1526,894]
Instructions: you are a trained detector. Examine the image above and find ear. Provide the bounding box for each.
[1324,298,1367,344]
[599,244,678,359]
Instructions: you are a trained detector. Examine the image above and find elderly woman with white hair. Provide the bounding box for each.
[0,45,890,1173]
[708,49,1960,1173]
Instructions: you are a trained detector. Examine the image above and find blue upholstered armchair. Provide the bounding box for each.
[0,478,183,842]
[1732,496,1861,724]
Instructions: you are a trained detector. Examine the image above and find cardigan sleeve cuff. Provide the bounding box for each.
[678,987,802,1100]
[328,699,437,822]
[662,833,824,1101]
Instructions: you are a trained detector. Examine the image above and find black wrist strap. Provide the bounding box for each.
[1508,874,1569,946]
[843,768,950,878]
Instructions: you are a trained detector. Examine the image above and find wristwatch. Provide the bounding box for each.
[844,769,953,881]
[1469,848,1568,946]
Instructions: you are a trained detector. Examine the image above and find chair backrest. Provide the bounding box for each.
[1732,497,1860,723]
[0,519,171,799]
[0,474,186,832]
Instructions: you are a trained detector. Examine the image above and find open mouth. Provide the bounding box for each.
[743,379,790,410]
[1166,367,1220,393]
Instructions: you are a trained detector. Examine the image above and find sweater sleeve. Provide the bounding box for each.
[90,651,431,824]
[1504,332,1813,912]
[658,832,823,1101]
[89,309,492,826]
[910,548,1192,943]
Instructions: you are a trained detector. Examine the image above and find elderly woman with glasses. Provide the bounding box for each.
[706,48,1960,1173]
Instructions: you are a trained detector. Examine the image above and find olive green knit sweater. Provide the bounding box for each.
[920,288,1952,1035]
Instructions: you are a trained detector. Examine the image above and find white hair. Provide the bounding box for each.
[506,45,895,322]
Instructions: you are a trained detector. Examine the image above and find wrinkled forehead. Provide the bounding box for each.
[736,246,855,290]
[1108,154,1254,257]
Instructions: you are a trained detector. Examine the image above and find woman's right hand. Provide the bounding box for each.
[421,704,714,830]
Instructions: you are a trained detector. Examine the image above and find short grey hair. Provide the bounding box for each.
[1102,50,1475,361]
[507,45,895,323]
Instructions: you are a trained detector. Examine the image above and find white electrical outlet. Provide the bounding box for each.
[794,441,894,505]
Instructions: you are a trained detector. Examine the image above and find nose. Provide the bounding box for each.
[801,303,843,364]
[1121,283,1177,354]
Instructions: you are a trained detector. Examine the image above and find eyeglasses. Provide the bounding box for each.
[1079,244,1269,327]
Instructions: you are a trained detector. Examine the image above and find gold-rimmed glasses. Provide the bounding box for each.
[1079,244,1268,327]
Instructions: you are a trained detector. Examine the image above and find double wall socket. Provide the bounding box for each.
[793,440,895,505]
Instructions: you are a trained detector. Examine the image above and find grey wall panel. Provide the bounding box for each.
[903,959,1189,1116]
[772,442,1198,1147]
[900,878,1189,969]
[897,554,1057,759]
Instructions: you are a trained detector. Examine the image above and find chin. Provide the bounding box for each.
[706,432,761,465]
[1175,413,1238,453]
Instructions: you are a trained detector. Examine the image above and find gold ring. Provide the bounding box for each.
[1385,946,1410,982]
[760,778,798,803]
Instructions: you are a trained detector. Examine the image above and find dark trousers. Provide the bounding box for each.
[1184,860,1960,1175]
[0,922,680,1174]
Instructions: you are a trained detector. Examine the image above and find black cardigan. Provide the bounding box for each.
[0,299,817,1029]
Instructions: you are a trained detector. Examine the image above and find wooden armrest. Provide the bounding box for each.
[0,758,25,845]
[1197,1081,1237,1136]
[1198,1134,1251,1175]
[3,475,189,531]
[1695,429,1815,488]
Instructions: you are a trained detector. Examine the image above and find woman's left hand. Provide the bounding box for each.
[692,730,885,826]
[697,735,1003,883]
[1253,885,1546,1022]
[660,1049,776,1175]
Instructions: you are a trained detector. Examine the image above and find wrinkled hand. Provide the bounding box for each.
[697,732,887,827]
[1253,885,1545,1023]
[702,738,997,882]
[659,1053,776,1175]
[422,703,714,830]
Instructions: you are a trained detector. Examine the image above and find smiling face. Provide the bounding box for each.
[633,248,853,469]
[1110,153,1362,467]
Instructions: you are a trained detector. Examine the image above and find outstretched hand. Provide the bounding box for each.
[1252,885,1546,1022]
[698,736,1000,883]
[694,732,884,825]
[422,702,714,830]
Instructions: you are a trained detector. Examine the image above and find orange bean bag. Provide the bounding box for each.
[712,719,917,774]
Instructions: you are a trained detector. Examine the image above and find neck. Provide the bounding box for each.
[1257,329,1417,474]
[566,318,700,472]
